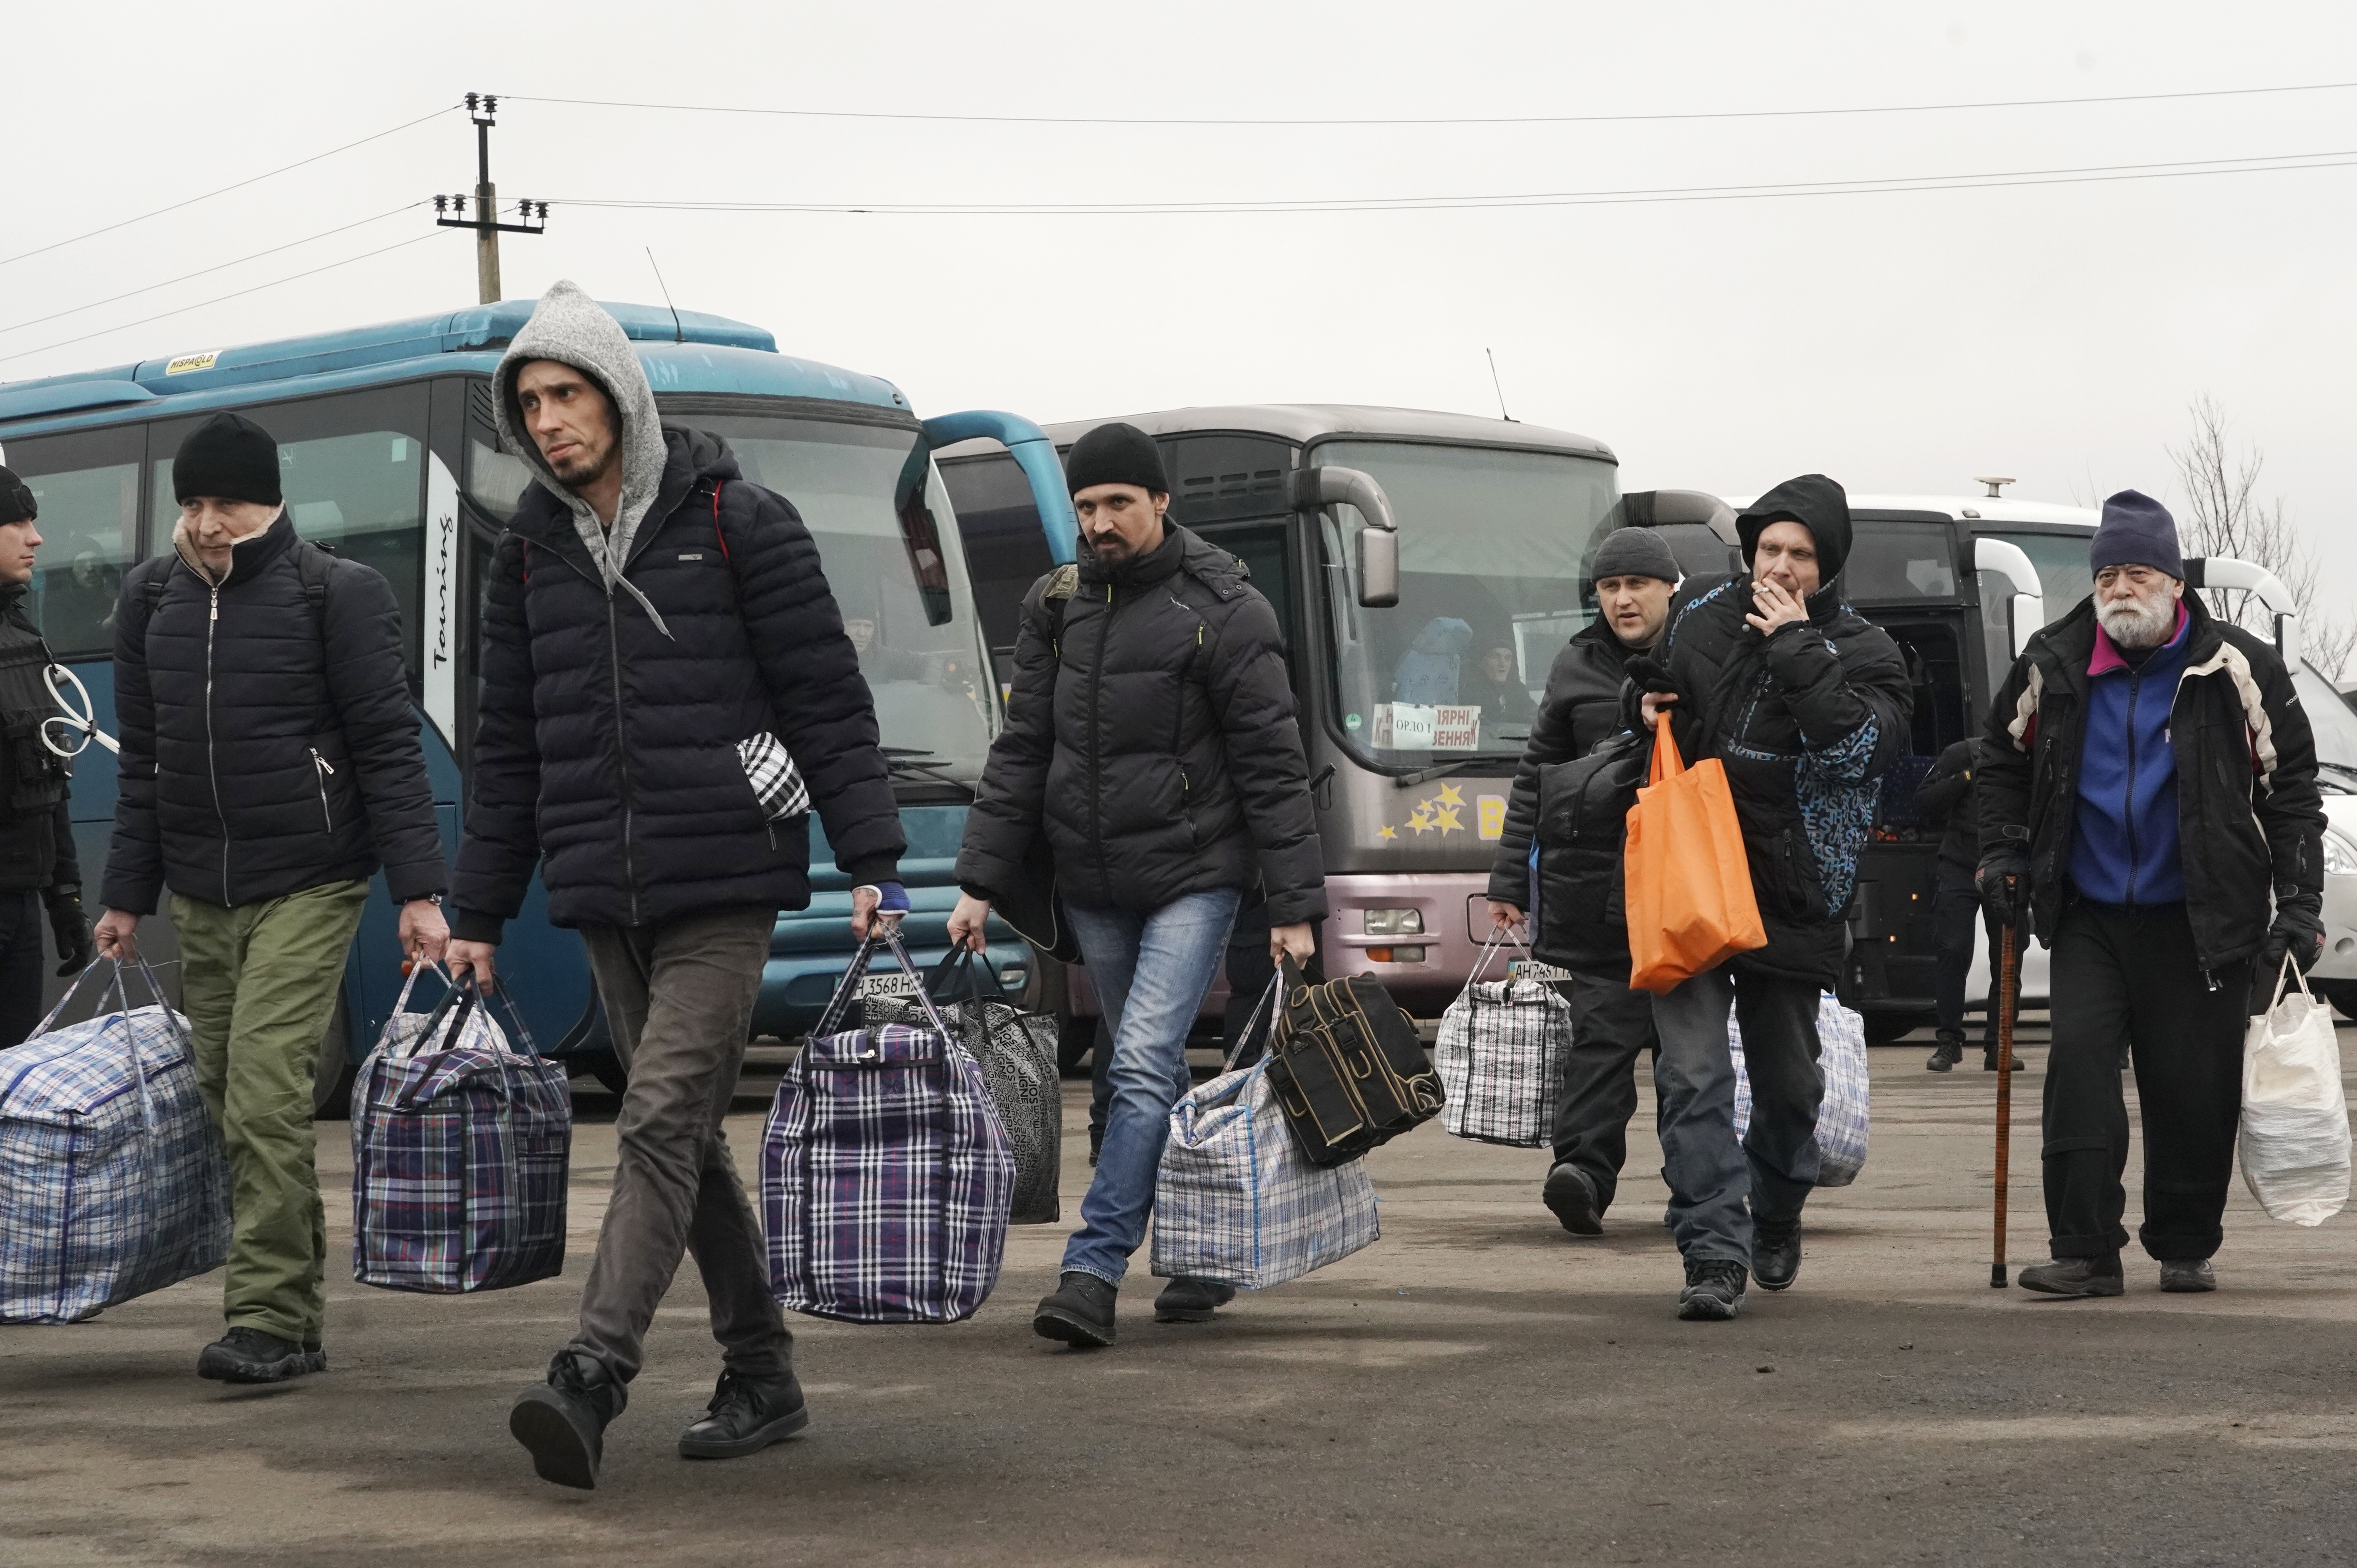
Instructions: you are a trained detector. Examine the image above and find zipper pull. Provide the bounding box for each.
[2203,969,2219,993]
[310,747,336,774]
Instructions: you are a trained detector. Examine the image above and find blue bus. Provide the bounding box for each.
[5,300,1075,1107]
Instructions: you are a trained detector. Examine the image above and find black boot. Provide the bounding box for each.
[1542,1162,1605,1236]
[1033,1271,1118,1347]
[196,1327,325,1384]
[1983,1044,2025,1071]
[679,1367,810,1459]
[1925,1038,1963,1072]
[1676,1258,1747,1321]
[510,1350,627,1490]
[2018,1254,2124,1298]
[1153,1277,1238,1323]
[2158,1258,2218,1293]
[1752,1217,1803,1291]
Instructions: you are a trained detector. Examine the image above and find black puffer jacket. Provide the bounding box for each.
[1913,738,1983,870]
[102,513,446,914]
[1976,592,2323,969]
[0,584,78,894]
[449,427,903,938]
[1487,618,1647,955]
[957,523,1326,925]
[1638,572,1912,985]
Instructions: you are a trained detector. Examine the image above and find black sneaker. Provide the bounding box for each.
[510,1350,627,1490]
[1925,1040,1962,1072]
[1677,1258,1747,1321]
[679,1367,810,1459]
[1033,1270,1118,1348]
[196,1327,324,1384]
[1542,1163,1605,1236]
[1153,1277,1238,1323]
[2158,1258,2217,1294]
[1752,1217,1803,1291]
[2017,1255,2125,1298]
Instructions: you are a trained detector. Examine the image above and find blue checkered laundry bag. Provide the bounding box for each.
[1731,992,1870,1187]
[351,967,572,1293]
[0,960,230,1324]
[1151,977,1381,1289]
[762,927,1014,1324]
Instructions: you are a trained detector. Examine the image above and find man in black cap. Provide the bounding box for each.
[1914,736,2024,1072]
[92,412,449,1384]
[1627,475,1911,1319]
[0,465,93,1047]
[1979,490,2324,1298]
[1486,523,1679,1233]
[948,421,1326,1348]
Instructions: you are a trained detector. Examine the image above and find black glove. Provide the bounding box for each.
[1619,654,1684,733]
[44,885,93,977]
[1976,852,2027,929]
[2257,897,2326,988]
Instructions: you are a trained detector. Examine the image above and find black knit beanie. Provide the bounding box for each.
[1063,422,1168,496]
[173,413,282,507]
[0,465,34,526]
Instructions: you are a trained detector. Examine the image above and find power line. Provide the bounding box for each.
[0,229,456,369]
[0,104,459,272]
[505,77,2357,129]
[0,205,428,338]
[548,145,2357,218]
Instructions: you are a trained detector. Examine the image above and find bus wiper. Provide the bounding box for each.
[1393,757,1509,788]
[882,747,969,792]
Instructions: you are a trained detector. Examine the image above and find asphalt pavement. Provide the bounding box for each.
[7,1019,2357,1568]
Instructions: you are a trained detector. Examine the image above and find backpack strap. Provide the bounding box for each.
[290,537,335,638]
[1040,562,1078,654]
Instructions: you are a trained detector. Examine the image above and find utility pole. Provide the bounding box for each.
[434,93,546,305]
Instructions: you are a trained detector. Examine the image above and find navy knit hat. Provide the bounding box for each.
[2089,490,2183,579]
[1590,525,1679,584]
[1063,422,1168,496]
[173,412,282,507]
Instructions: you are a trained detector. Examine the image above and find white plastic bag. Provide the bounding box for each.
[2238,960,2350,1226]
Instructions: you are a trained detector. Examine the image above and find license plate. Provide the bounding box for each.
[857,972,921,998]
[1508,959,1574,981]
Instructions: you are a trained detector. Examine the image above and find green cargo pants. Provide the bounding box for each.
[170,879,369,1345]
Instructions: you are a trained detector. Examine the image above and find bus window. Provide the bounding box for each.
[938,449,1053,673]
[1844,520,1960,602]
[149,385,430,675]
[465,430,536,523]
[1195,520,1293,651]
[1987,531,2095,625]
[1313,440,1618,762]
[1872,621,1970,835]
[7,426,140,659]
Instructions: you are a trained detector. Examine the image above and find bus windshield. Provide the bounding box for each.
[471,410,998,783]
[1314,440,1618,765]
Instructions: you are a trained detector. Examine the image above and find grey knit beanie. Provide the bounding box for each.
[1590,525,1679,584]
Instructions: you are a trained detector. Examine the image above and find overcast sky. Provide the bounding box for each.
[7,2,2354,590]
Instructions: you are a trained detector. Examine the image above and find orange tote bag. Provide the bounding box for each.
[1623,711,1767,994]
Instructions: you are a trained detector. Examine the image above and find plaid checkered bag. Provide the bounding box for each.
[738,731,810,821]
[763,927,1014,1324]
[1731,992,1869,1187]
[351,966,572,1294]
[1435,934,1573,1148]
[0,960,230,1324]
[1151,976,1381,1290]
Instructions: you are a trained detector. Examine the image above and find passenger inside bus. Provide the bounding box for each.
[1466,643,1539,726]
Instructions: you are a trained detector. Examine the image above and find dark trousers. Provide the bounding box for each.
[2043,901,2249,1263]
[1551,968,1660,1213]
[573,908,790,1384]
[0,890,42,1048]
[1931,861,2024,1045]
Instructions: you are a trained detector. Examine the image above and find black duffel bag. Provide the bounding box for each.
[1531,729,1647,974]
[1263,957,1443,1168]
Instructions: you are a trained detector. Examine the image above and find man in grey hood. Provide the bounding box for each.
[446,281,908,1489]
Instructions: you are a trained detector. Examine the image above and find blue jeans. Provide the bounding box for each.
[1650,964,1824,1267]
[1060,889,1243,1285]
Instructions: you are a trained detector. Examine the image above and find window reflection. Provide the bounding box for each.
[17,460,136,658]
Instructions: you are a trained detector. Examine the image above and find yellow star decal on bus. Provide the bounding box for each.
[1433,805,1464,834]
[1436,783,1466,807]
[1408,811,1434,835]
[1378,824,1397,841]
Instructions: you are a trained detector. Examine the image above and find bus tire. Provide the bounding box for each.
[2314,981,2357,1022]
[1862,1009,1935,1045]
[312,992,358,1121]
[582,1052,629,1096]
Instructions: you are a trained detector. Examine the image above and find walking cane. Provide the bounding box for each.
[1991,917,2019,1288]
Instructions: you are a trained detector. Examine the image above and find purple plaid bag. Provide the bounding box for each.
[761,927,1014,1324]
[351,967,572,1294]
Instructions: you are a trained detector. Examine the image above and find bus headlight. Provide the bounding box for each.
[2326,832,2357,877]
[1363,908,1423,935]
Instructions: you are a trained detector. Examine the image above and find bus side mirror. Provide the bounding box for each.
[2277,612,2302,667]
[1290,465,1399,608]
[2008,594,2040,659]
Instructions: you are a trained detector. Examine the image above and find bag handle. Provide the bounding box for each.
[1222,969,1288,1072]
[1466,928,1529,986]
[30,954,116,1040]
[2272,951,2314,1014]
[812,925,958,1043]
[1648,709,1685,785]
[927,939,1012,1006]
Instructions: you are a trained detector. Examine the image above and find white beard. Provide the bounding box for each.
[2097,593,2175,650]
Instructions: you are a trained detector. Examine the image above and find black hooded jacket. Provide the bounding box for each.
[956,523,1326,926]
[0,583,78,895]
[103,511,446,914]
[1631,475,1913,984]
[449,426,904,938]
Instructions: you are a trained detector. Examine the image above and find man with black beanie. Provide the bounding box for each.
[1486,522,1679,1235]
[949,420,1326,1347]
[93,412,449,1384]
[0,465,94,1047]
[1625,474,1911,1318]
